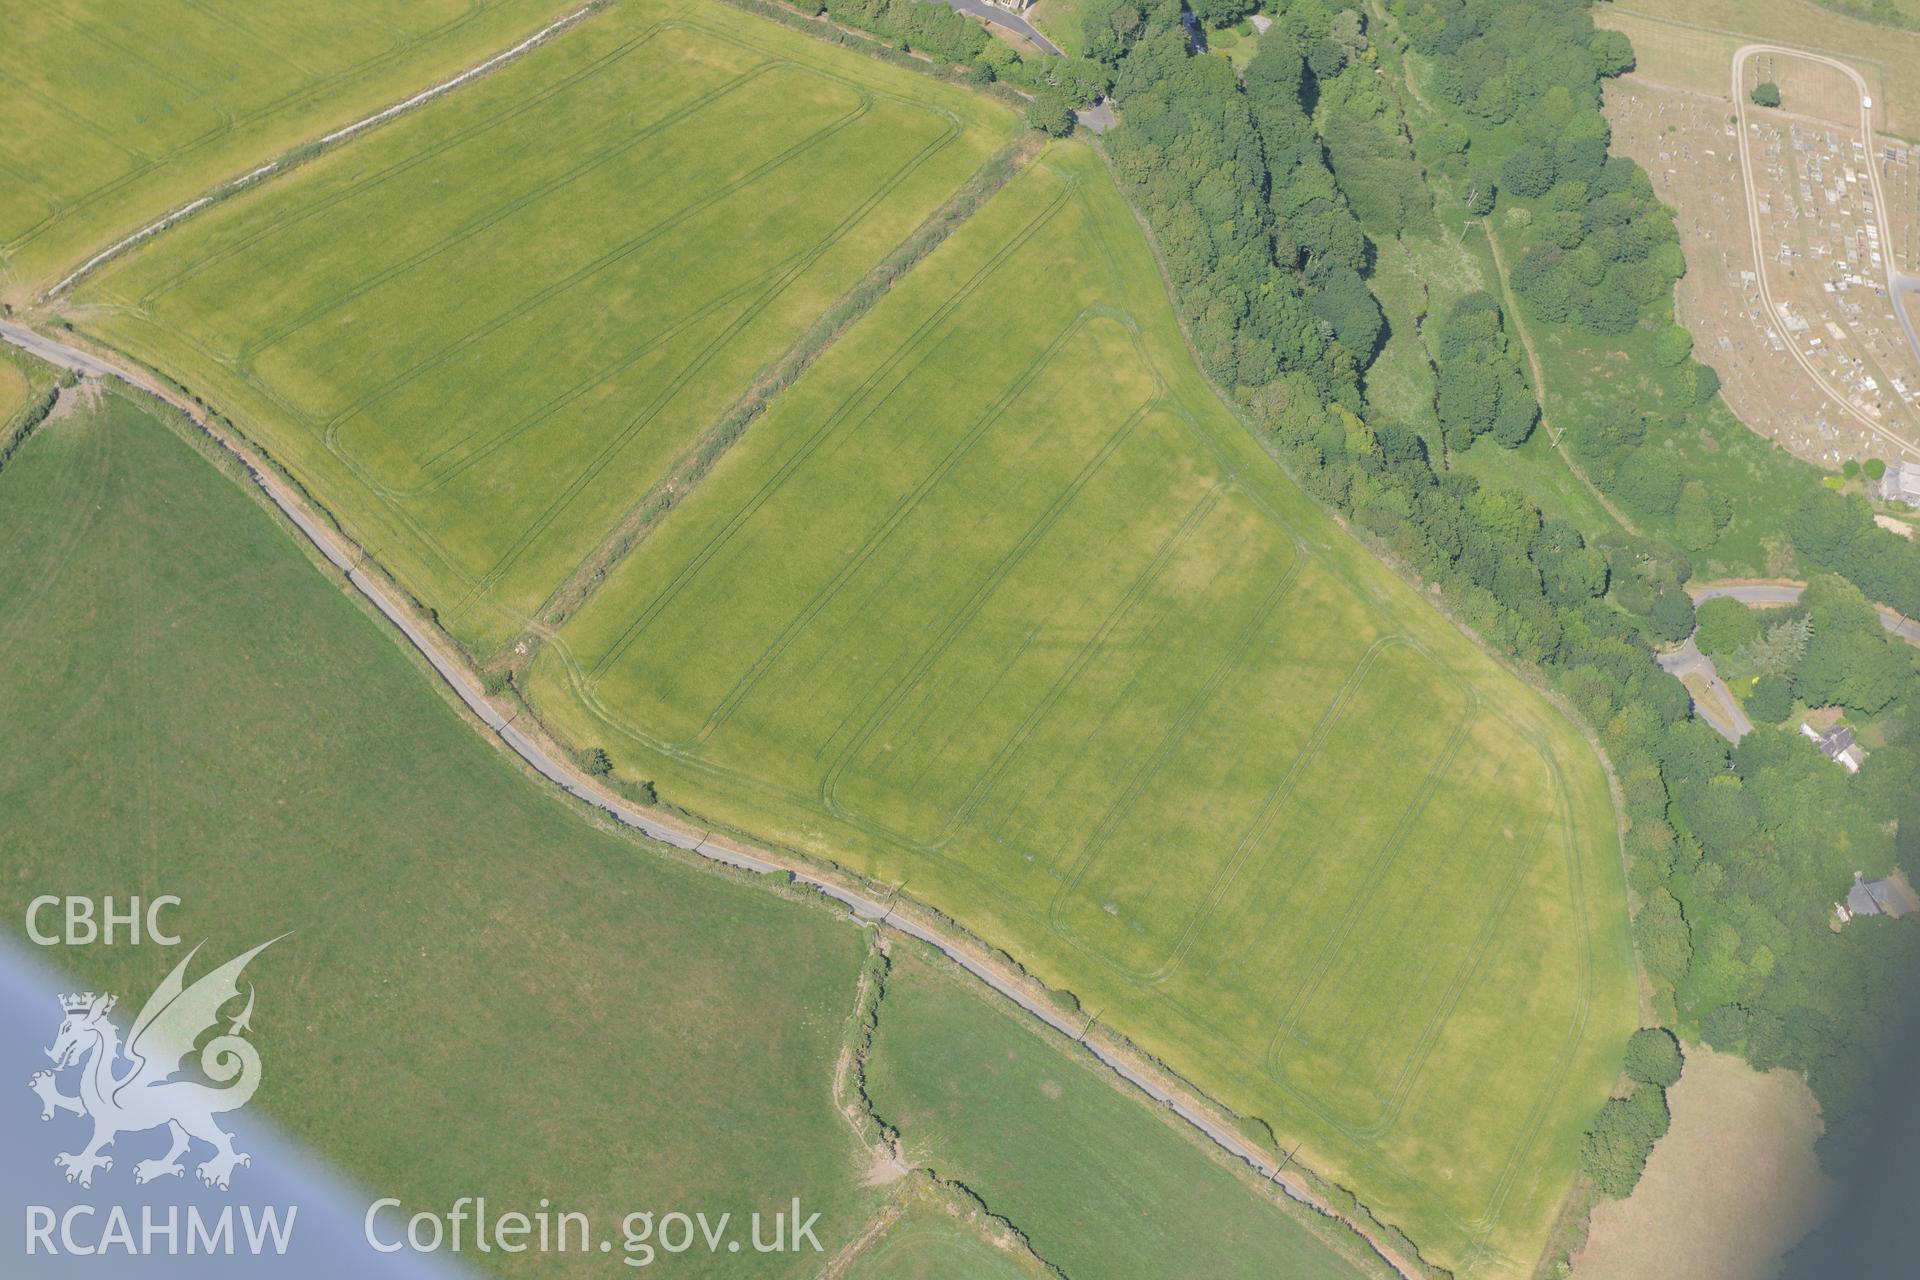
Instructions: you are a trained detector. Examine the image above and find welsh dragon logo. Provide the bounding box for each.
[28,937,282,1191]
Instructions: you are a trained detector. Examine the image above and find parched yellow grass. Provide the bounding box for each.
[1596,9,1743,101]
[1755,52,1868,128]
[74,0,1015,655]
[0,0,586,302]
[1597,0,1920,138]
[531,141,1636,1278]
[1572,1046,1834,1280]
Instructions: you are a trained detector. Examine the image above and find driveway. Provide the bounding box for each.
[1073,102,1118,132]
[1666,578,1920,742]
[937,0,1062,56]
[1656,635,1753,743]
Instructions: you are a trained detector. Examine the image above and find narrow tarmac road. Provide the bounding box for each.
[1655,636,1753,743]
[936,0,1061,56]
[1690,578,1920,648]
[0,318,1421,1280]
[1664,577,1920,744]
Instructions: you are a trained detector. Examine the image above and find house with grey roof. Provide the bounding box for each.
[1835,869,1920,924]
[1882,459,1920,505]
[1800,720,1866,773]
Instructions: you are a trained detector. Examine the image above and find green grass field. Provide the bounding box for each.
[0,375,1400,1278]
[72,0,1015,654]
[0,345,60,462]
[47,4,1637,1269]
[835,1175,1051,1280]
[1027,0,1090,57]
[529,139,1635,1275]
[867,945,1385,1279]
[0,355,28,424]
[0,388,886,1275]
[0,0,590,301]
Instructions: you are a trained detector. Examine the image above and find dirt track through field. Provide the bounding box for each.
[1480,225,1644,535]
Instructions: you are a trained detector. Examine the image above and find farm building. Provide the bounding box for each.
[1881,460,1920,503]
[1800,721,1866,772]
[1835,870,1920,924]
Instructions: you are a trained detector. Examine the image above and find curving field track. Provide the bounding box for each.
[528,140,1635,1277]
[49,3,1633,1273]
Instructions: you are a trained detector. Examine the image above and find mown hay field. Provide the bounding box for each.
[0,0,585,299]
[72,0,1015,653]
[1572,1048,1832,1280]
[529,139,1635,1276]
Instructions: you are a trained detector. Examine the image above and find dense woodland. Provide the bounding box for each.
[796,0,1920,1222]
[1050,0,1920,1209]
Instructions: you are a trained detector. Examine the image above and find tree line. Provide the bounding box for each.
[1072,0,1920,1212]
[772,0,1920,1223]
[789,0,1115,110]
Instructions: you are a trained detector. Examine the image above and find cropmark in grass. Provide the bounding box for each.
[530,140,1635,1277]
[71,0,1016,655]
[0,0,591,300]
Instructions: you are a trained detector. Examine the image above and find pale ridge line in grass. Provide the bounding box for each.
[521,134,1044,645]
[44,3,599,300]
[0,317,1427,1280]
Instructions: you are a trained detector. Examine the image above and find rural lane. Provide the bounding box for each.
[0,322,121,378]
[928,0,1121,131]
[1662,578,1920,744]
[1655,636,1753,743]
[936,0,1061,56]
[0,320,1421,1280]
[1729,43,1920,462]
[1690,578,1920,648]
